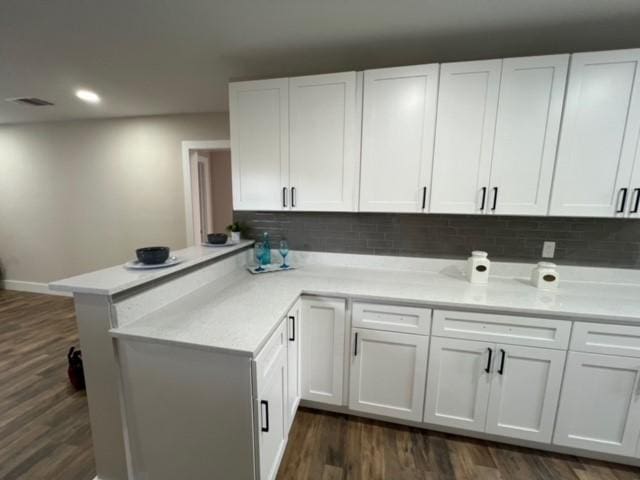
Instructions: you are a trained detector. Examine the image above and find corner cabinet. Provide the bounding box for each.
[300,297,346,405]
[429,55,568,215]
[229,79,289,211]
[289,73,361,211]
[550,49,640,217]
[359,64,439,213]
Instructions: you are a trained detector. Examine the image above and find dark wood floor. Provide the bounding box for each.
[1,289,639,480]
[278,409,640,480]
[0,290,95,480]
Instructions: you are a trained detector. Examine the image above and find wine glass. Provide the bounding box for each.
[254,242,265,272]
[279,239,289,269]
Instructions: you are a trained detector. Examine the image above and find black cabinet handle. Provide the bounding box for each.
[291,187,296,208]
[260,400,269,432]
[617,188,628,213]
[491,187,498,211]
[354,332,358,357]
[480,187,487,211]
[631,188,640,214]
[282,187,287,208]
[485,347,493,373]
[498,349,506,375]
[421,187,427,210]
[289,316,295,342]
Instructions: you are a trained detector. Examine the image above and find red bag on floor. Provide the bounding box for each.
[67,347,86,390]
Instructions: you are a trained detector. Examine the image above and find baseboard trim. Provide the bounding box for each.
[2,280,72,297]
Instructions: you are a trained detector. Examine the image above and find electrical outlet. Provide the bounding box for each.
[542,241,556,258]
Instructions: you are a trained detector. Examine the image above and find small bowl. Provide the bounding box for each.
[136,246,170,265]
[207,233,228,245]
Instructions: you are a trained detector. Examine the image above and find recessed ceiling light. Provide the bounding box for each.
[75,89,101,103]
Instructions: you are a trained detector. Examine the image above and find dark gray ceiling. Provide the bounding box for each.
[1,0,639,124]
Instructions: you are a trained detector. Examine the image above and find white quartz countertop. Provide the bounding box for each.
[110,263,640,357]
[49,241,254,295]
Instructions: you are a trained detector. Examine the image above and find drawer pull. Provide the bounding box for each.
[485,347,493,373]
[354,332,359,357]
[480,187,487,211]
[498,349,506,375]
[289,315,295,342]
[260,400,269,432]
[421,186,427,210]
[617,188,628,213]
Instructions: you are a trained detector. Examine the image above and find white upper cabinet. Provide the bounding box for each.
[550,49,640,217]
[289,72,360,211]
[229,79,289,211]
[430,59,502,214]
[359,64,439,213]
[488,55,569,216]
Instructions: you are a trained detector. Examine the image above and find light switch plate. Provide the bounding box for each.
[542,241,556,258]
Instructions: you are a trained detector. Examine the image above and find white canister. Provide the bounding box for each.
[467,251,490,284]
[531,262,559,290]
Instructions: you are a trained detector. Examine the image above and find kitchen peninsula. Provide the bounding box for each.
[51,245,640,480]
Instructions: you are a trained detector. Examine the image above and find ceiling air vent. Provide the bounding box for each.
[6,97,54,106]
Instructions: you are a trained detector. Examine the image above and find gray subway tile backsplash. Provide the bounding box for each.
[233,211,640,268]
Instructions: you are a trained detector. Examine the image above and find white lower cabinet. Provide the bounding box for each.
[256,323,288,480]
[554,352,640,456]
[258,351,287,480]
[424,337,493,431]
[349,328,429,421]
[301,297,346,406]
[485,344,566,443]
[285,301,301,432]
[424,336,566,443]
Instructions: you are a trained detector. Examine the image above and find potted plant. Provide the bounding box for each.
[226,222,246,244]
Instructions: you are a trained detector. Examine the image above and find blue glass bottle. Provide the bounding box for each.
[261,232,271,265]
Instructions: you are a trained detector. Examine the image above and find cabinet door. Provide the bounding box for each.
[229,79,289,211]
[429,60,502,214]
[359,64,439,213]
[550,49,640,217]
[285,302,301,433]
[258,343,288,480]
[485,345,566,443]
[301,297,346,405]
[289,72,359,211]
[488,55,569,216]
[349,328,429,421]
[424,337,493,431]
[554,352,640,456]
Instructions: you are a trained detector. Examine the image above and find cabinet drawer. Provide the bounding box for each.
[255,320,287,394]
[432,310,571,349]
[352,302,431,335]
[571,322,640,358]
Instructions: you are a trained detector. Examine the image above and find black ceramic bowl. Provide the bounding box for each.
[207,233,228,245]
[136,246,170,265]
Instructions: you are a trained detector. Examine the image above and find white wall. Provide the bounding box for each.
[0,112,229,284]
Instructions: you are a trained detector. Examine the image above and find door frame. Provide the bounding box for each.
[181,140,231,246]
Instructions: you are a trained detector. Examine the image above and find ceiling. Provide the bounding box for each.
[1,0,640,125]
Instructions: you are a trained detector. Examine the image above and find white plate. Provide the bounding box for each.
[247,264,295,275]
[124,256,182,270]
[201,240,239,248]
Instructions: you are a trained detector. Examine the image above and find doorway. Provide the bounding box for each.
[181,140,233,246]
